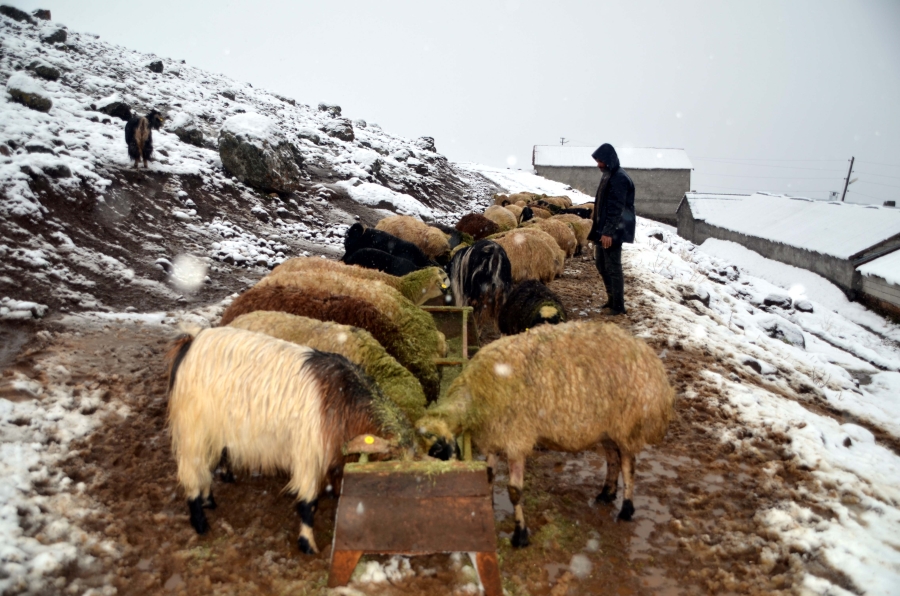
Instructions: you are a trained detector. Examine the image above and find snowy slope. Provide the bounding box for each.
[0,13,495,317]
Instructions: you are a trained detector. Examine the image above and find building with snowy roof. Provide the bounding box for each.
[677,192,900,313]
[532,146,692,224]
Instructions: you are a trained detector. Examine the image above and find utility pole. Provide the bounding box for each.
[559,137,568,146]
[840,156,855,202]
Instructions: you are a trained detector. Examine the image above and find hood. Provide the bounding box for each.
[591,144,620,172]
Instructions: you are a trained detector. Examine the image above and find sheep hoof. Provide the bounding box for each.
[511,525,529,548]
[618,499,635,521]
[595,487,617,503]
[297,536,318,555]
[218,469,236,483]
[202,493,217,510]
[188,498,210,534]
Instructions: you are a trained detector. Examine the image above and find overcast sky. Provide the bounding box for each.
[10,0,900,204]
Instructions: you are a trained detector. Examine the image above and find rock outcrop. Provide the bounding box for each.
[218,113,304,192]
[6,73,52,112]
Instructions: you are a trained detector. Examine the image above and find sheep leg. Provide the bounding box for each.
[508,456,529,548]
[486,453,497,484]
[596,438,621,503]
[296,499,319,555]
[216,448,235,483]
[618,452,636,521]
[187,495,210,534]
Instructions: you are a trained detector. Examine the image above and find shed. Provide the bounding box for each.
[532,146,692,224]
[858,251,900,315]
[676,192,900,307]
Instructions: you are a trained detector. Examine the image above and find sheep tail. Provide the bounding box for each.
[166,323,203,394]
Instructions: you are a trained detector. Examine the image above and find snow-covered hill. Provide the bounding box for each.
[0,11,495,317]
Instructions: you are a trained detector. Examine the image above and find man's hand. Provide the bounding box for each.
[601,235,613,249]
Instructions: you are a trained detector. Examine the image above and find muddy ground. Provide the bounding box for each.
[3,251,847,595]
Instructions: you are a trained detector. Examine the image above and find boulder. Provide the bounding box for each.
[763,293,792,309]
[317,102,341,117]
[6,73,52,112]
[168,113,204,147]
[29,60,60,81]
[0,5,34,24]
[795,300,814,313]
[39,26,66,44]
[415,136,436,152]
[32,9,51,20]
[321,118,354,142]
[758,317,806,349]
[353,119,367,129]
[681,283,710,307]
[220,90,236,101]
[218,113,303,193]
[43,163,71,178]
[95,96,132,121]
[148,60,163,73]
[297,128,320,144]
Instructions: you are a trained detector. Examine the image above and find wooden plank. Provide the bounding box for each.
[327,550,363,587]
[342,462,490,498]
[333,495,496,552]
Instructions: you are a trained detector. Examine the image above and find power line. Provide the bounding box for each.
[855,170,900,181]
[846,189,889,201]
[856,179,900,190]
[856,160,900,168]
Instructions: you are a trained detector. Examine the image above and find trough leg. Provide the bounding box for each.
[618,452,636,521]
[486,453,497,484]
[508,456,529,548]
[475,552,504,596]
[596,439,621,503]
[296,499,319,554]
[328,550,363,587]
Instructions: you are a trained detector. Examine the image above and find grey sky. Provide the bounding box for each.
[9,0,900,204]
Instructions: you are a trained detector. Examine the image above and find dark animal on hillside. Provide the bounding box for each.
[124,110,164,168]
[343,223,432,269]
[449,240,512,332]
[558,207,593,219]
[344,248,418,276]
[499,280,568,335]
[455,213,500,240]
[520,206,534,222]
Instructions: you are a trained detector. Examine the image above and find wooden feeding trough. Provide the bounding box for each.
[328,460,502,595]
[326,307,498,592]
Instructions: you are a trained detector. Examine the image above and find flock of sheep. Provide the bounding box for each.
[165,191,675,556]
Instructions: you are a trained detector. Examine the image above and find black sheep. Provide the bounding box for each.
[498,280,567,336]
[124,110,164,168]
[343,223,432,269]
[520,206,534,222]
[343,248,418,276]
[449,240,512,331]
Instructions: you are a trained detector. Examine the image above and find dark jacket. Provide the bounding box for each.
[588,144,636,244]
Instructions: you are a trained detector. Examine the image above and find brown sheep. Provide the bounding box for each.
[521,217,578,257]
[416,321,675,547]
[489,227,565,283]
[551,214,592,255]
[455,213,500,241]
[375,216,451,261]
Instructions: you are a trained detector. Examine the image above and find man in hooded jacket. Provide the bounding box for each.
[587,143,636,315]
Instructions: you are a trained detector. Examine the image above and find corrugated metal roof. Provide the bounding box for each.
[533,146,693,170]
[683,192,900,260]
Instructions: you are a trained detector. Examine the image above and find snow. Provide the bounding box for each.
[336,179,434,219]
[858,249,900,287]
[6,72,46,95]
[457,162,595,202]
[220,112,278,144]
[684,193,900,260]
[533,145,693,169]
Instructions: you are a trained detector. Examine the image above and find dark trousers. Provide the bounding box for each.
[594,243,625,311]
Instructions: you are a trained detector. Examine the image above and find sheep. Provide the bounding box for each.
[124,110,164,168]
[228,311,427,422]
[498,280,567,335]
[343,248,418,277]
[521,217,578,257]
[455,213,500,241]
[448,240,512,332]
[269,256,448,306]
[495,191,541,206]
[558,207,593,219]
[539,195,573,209]
[230,271,447,402]
[551,214,592,255]
[503,203,524,222]
[343,223,432,269]
[489,227,565,284]
[528,205,552,219]
[167,325,414,555]
[482,205,518,232]
[415,321,675,547]
[375,215,451,262]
